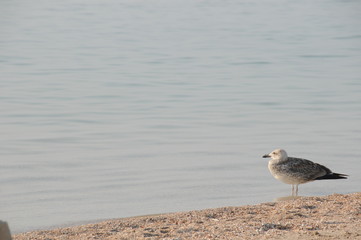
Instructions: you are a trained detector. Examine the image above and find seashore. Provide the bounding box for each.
[13,192,361,240]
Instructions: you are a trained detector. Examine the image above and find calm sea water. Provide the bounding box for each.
[1,0,361,233]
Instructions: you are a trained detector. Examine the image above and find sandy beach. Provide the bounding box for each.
[13,192,360,240]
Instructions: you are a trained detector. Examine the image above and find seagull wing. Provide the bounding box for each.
[285,157,330,180]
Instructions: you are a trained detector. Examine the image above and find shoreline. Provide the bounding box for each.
[13,192,361,240]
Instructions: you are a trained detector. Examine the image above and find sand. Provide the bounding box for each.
[13,192,361,240]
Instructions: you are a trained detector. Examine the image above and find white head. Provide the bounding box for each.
[263,149,288,161]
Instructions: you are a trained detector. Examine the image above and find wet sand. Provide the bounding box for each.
[13,192,361,240]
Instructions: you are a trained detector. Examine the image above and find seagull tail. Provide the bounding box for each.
[315,173,348,180]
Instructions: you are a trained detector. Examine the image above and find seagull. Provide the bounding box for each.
[263,149,348,196]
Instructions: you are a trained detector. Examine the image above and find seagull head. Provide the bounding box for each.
[263,149,288,161]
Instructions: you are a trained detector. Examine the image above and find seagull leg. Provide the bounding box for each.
[295,185,299,196]
[292,185,295,196]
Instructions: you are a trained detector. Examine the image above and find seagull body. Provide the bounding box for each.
[263,149,347,196]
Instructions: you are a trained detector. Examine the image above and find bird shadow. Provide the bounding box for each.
[275,195,302,201]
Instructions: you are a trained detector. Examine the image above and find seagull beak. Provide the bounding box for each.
[262,154,271,158]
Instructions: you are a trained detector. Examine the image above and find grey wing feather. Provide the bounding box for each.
[285,157,329,179]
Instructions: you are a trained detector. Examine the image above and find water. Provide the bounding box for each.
[1,0,361,233]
